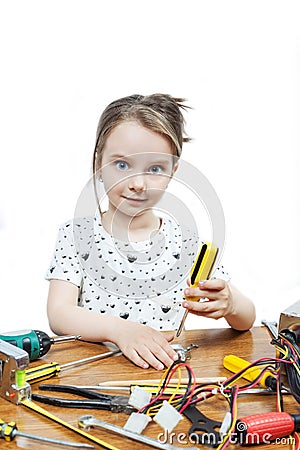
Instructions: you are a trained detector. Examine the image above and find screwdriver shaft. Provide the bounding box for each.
[15,430,94,448]
[61,349,121,370]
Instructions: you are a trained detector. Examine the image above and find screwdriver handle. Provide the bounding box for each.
[0,419,17,441]
[176,242,218,337]
[236,412,295,444]
[223,354,275,389]
[25,362,61,384]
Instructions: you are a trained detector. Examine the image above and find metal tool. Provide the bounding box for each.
[261,319,278,339]
[0,418,94,448]
[0,339,31,404]
[0,329,80,361]
[32,384,135,414]
[78,414,199,450]
[182,405,222,447]
[0,339,121,450]
[176,242,218,337]
[25,348,121,384]
[171,343,198,361]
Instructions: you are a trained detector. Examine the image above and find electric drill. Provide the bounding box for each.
[0,329,80,361]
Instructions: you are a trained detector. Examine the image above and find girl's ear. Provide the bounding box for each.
[171,163,179,177]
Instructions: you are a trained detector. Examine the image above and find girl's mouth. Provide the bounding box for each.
[123,196,147,203]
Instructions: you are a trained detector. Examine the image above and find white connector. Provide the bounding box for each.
[219,411,232,439]
[153,400,183,432]
[128,386,152,410]
[124,412,152,434]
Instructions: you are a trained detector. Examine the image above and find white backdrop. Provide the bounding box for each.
[0,0,299,335]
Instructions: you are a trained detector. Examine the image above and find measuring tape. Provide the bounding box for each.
[21,398,120,450]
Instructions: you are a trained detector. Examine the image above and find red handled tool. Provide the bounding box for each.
[236,412,300,445]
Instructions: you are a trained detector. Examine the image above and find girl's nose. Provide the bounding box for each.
[128,173,146,191]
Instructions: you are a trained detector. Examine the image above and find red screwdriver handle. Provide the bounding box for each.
[236,412,294,444]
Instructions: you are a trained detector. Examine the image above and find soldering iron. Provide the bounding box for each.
[0,329,80,361]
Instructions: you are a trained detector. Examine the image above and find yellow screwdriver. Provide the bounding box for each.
[223,354,278,390]
[0,418,94,448]
[25,348,121,384]
[176,242,218,337]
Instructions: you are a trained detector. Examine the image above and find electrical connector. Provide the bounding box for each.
[153,400,183,432]
[124,412,152,434]
[128,386,152,410]
[219,411,232,439]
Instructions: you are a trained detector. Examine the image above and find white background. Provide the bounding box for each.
[0,0,299,335]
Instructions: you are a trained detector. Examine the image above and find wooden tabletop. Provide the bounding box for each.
[1,327,298,449]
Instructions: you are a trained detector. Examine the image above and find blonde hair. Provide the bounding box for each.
[92,93,191,176]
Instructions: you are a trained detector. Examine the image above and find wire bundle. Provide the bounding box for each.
[132,337,300,450]
[272,329,300,405]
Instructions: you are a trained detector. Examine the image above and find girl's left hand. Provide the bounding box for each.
[182,279,236,320]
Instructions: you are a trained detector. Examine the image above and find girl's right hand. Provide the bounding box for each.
[114,321,178,370]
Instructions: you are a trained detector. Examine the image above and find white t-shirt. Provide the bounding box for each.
[46,214,230,330]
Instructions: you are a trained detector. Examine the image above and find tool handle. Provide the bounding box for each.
[236,412,294,444]
[0,419,17,441]
[223,354,275,389]
[25,362,61,384]
[176,242,218,337]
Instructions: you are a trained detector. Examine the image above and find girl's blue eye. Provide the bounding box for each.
[115,160,129,171]
[149,165,163,174]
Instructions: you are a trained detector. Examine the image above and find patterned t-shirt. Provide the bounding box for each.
[45,214,230,330]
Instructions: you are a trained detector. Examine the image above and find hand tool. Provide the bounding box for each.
[261,319,278,339]
[22,398,122,450]
[31,384,135,414]
[223,354,279,390]
[0,339,31,404]
[70,378,227,396]
[78,414,199,450]
[0,418,94,448]
[0,329,80,361]
[176,242,218,337]
[182,405,222,447]
[0,341,121,450]
[236,411,300,444]
[25,348,121,384]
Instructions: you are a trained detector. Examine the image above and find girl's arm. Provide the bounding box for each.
[47,279,178,370]
[182,279,256,331]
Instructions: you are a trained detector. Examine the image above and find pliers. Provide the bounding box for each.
[31,384,135,414]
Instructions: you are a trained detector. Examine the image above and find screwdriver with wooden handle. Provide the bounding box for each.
[176,242,219,337]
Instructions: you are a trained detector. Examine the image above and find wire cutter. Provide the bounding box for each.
[31,384,135,414]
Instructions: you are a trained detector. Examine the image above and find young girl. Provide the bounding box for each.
[46,94,256,370]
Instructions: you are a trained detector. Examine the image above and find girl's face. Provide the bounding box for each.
[100,121,177,217]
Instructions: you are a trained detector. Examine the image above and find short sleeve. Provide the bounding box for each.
[45,221,82,288]
[211,264,231,282]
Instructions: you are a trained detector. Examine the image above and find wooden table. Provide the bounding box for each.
[1,327,299,449]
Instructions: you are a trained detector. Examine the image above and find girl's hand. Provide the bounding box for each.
[114,321,178,370]
[183,279,235,320]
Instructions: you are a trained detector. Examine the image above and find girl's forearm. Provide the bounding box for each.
[48,303,125,344]
[225,284,256,331]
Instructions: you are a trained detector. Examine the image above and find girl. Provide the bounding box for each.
[46,94,256,370]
